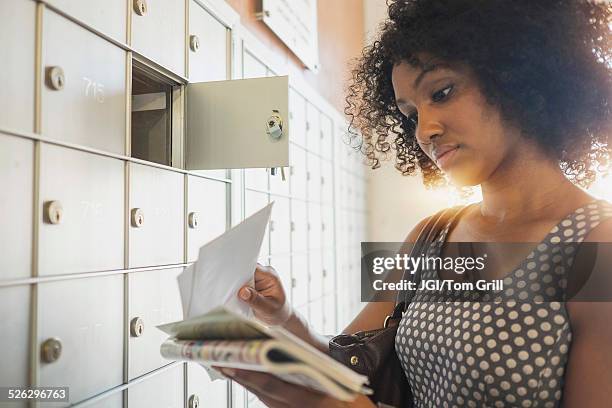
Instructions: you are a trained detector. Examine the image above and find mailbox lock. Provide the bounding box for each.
[266,110,284,141]
[133,0,148,16]
[45,66,65,91]
[189,35,200,52]
[188,212,199,229]
[41,338,62,363]
[131,208,145,228]
[130,317,145,337]
[188,394,200,408]
[44,200,64,225]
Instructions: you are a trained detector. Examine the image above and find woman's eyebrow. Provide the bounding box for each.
[413,63,451,90]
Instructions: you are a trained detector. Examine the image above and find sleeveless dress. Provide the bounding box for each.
[394,199,612,408]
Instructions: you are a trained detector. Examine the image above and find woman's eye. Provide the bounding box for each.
[432,85,453,102]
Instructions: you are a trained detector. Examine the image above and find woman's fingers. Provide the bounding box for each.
[222,368,325,407]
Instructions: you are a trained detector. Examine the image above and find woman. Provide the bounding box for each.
[221,0,612,406]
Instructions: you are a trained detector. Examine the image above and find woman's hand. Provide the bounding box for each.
[218,368,376,408]
[238,263,292,326]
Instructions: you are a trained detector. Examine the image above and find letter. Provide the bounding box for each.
[475,256,485,270]
[384,257,396,271]
[476,280,485,291]
[373,257,385,274]
[443,257,454,273]
[409,256,420,274]
[464,257,475,269]
[455,257,466,274]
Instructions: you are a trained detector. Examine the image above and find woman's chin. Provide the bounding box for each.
[445,169,485,188]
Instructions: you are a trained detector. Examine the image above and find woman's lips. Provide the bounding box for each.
[435,146,460,169]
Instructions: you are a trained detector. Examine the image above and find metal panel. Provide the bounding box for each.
[321,160,333,205]
[307,202,321,251]
[42,9,126,154]
[308,250,322,301]
[307,152,321,203]
[322,293,336,335]
[242,51,267,79]
[129,163,184,268]
[187,176,227,262]
[128,268,183,380]
[319,113,333,160]
[0,286,30,394]
[322,204,334,247]
[39,144,124,276]
[38,275,123,404]
[269,195,290,256]
[269,169,288,196]
[46,0,127,42]
[291,254,307,308]
[290,199,307,254]
[289,144,306,200]
[127,364,184,408]
[322,249,335,295]
[305,102,320,154]
[0,0,35,133]
[187,363,229,408]
[0,134,33,281]
[288,88,306,147]
[76,392,123,408]
[245,190,269,261]
[245,168,269,192]
[189,1,228,82]
[186,76,289,170]
[131,0,186,76]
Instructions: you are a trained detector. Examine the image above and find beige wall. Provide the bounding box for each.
[225,0,365,113]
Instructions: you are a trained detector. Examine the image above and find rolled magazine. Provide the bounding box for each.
[158,307,371,401]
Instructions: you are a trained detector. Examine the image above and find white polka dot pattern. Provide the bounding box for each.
[395,199,612,407]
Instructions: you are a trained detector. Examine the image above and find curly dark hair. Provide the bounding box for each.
[345,0,611,188]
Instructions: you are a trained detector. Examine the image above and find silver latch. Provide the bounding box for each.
[45,66,65,91]
[266,110,284,141]
[133,0,147,16]
[41,338,62,363]
[44,200,64,225]
[130,317,144,337]
[189,35,200,52]
[188,212,199,229]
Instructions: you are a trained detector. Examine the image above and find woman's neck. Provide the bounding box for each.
[478,142,588,224]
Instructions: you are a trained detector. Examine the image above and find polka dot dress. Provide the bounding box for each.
[395,199,612,408]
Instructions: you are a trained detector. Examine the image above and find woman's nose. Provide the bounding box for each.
[415,109,444,146]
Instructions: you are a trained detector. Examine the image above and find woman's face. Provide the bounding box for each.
[391,57,523,186]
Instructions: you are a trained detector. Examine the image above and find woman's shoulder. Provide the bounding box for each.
[582,199,612,243]
[405,204,472,243]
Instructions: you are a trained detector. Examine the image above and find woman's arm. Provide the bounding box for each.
[561,218,612,407]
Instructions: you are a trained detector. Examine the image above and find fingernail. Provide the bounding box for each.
[239,287,252,300]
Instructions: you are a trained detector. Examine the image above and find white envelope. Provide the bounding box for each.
[178,202,274,319]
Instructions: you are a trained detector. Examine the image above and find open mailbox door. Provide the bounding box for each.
[186,76,289,170]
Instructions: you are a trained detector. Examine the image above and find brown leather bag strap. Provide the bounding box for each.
[394,204,473,312]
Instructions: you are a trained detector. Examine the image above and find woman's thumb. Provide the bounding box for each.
[238,286,275,313]
[238,286,255,302]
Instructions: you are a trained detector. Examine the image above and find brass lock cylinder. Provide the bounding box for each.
[41,338,62,363]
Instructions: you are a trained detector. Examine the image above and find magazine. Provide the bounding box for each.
[158,307,371,401]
